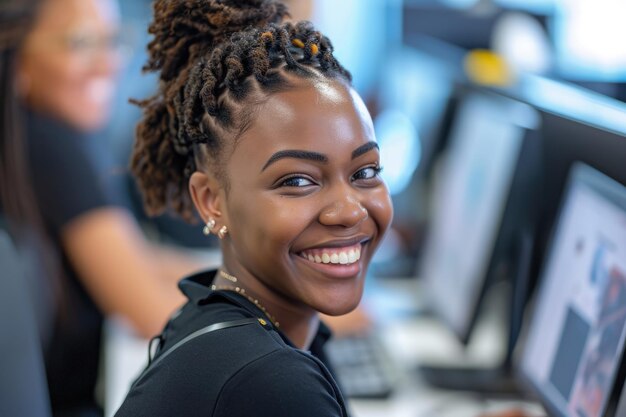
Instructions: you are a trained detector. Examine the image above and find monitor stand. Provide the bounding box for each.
[417,231,534,396]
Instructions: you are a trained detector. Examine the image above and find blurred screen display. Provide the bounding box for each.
[521,165,626,417]
[420,93,527,337]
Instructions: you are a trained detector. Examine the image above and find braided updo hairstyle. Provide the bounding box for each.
[132,0,352,222]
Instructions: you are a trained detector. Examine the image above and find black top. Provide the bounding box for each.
[0,217,52,416]
[27,110,127,415]
[115,270,349,417]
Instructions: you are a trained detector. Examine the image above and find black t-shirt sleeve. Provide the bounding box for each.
[213,349,347,417]
[29,123,127,233]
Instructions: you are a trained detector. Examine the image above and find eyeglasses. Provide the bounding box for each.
[40,26,135,65]
[63,32,123,53]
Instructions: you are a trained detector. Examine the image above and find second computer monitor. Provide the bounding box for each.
[518,163,626,417]
[419,88,540,342]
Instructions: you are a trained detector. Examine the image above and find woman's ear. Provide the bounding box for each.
[189,171,224,224]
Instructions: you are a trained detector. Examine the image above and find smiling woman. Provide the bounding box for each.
[208,84,390,330]
[115,0,393,416]
[17,0,123,131]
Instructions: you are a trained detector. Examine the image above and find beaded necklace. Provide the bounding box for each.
[212,270,280,328]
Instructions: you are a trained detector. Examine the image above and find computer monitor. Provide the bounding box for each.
[416,76,626,394]
[512,76,626,298]
[518,163,626,417]
[419,88,540,343]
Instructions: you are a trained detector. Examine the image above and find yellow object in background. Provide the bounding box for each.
[464,49,513,86]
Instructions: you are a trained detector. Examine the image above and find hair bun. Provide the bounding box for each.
[147,0,289,81]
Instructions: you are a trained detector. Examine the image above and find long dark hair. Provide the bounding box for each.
[0,0,63,308]
[0,0,41,230]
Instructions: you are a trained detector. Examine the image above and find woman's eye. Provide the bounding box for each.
[352,166,382,181]
[280,176,315,187]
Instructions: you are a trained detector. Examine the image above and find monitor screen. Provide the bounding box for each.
[419,91,537,339]
[519,163,626,417]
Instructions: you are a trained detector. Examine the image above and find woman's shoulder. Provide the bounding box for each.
[213,347,348,417]
[26,110,92,165]
[25,112,129,231]
[118,329,346,417]
[116,296,347,416]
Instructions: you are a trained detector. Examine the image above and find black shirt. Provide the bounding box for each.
[115,270,349,417]
[27,110,127,415]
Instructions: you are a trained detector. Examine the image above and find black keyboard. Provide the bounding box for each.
[325,334,397,399]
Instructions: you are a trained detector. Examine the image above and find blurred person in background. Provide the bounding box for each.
[13,0,205,414]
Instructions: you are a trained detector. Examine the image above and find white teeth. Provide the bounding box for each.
[301,247,363,266]
[339,252,348,264]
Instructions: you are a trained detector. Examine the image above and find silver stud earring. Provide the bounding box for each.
[202,218,216,236]
[217,225,228,239]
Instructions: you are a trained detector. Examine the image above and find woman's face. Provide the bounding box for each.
[17,0,122,132]
[218,79,393,316]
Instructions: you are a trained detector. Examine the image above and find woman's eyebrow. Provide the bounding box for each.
[352,141,379,159]
[261,150,328,171]
[261,142,379,172]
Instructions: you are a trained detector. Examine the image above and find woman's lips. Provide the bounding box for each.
[84,77,116,106]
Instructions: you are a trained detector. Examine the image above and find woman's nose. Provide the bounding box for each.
[92,49,122,77]
[319,193,368,228]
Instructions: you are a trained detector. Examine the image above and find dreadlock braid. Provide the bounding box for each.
[132,0,352,222]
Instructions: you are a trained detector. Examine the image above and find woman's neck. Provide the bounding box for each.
[213,268,320,349]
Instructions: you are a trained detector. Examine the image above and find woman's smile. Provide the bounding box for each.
[296,241,366,278]
[299,243,362,265]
